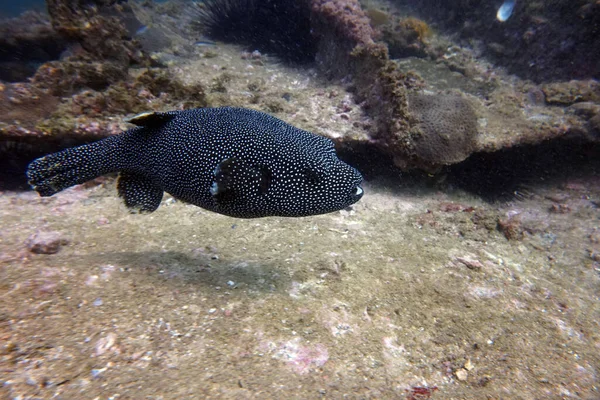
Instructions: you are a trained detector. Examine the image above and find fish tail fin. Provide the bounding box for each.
[26,135,126,196]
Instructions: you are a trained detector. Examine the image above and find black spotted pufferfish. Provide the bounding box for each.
[26,107,364,217]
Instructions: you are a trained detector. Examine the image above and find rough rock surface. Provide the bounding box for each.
[32,60,129,96]
[25,231,69,254]
[308,0,599,170]
[46,0,144,66]
[0,12,66,82]
[390,0,600,83]
[2,0,599,174]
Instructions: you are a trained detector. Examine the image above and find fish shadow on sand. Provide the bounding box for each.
[91,250,293,292]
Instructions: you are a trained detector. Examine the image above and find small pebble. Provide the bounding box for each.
[456,368,468,381]
[85,275,99,286]
[93,298,103,307]
[95,333,117,356]
[91,367,107,379]
[456,256,483,270]
[464,359,474,371]
[25,231,69,254]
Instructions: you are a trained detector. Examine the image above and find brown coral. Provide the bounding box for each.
[407,94,478,166]
[382,17,433,58]
[401,17,432,42]
[310,0,375,47]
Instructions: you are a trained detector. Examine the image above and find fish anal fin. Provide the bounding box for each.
[125,111,177,128]
[117,172,164,213]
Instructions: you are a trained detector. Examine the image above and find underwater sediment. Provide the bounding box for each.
[0,0,599,399]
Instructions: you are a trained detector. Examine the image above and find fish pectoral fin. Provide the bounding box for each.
[210,158,272,204]
[117,172,164,213]
[124,111,177,128]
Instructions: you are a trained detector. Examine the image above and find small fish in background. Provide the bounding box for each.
[132,24,173,54]
[194,39,217,47]
[135,25,149,35]
[497,0,516,22]
[27,107,364,218]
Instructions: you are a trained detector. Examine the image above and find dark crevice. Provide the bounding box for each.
[194,0,316,64]
[447,139,600,202]
[0,13,68,82]
[0,136,101,191]
[338,138,600,202]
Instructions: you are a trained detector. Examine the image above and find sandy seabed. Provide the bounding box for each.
[1,169,599,399]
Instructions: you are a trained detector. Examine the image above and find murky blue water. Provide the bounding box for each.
[0,0,44,17]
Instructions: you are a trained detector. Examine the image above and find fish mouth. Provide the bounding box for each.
[350,185,364,201]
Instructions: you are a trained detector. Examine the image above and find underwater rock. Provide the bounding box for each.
[1,67,206,166]
[0,11,66,82]
[46,0,144,66]
[390,0,600,82]
[567,102,600,119]
[381,17,433,59]
[192,0,468,170]
[0,83,59,129]
[32,60,128,97]
[308,1,422,168]
[310,0,374,47]
[29,0,149,101]
[407,94,478,167]
[590,115,600,139]
[135,69,206,105]
[31,68,206,139]
[61,68,208,118]
[8,0,593,175]
[541,80,600,106]
[26,231,69,254]
[497,214,524,241]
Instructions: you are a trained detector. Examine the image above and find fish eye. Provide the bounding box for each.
[353,186,363,196]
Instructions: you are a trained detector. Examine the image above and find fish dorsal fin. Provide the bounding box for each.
[125,111,177,127]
